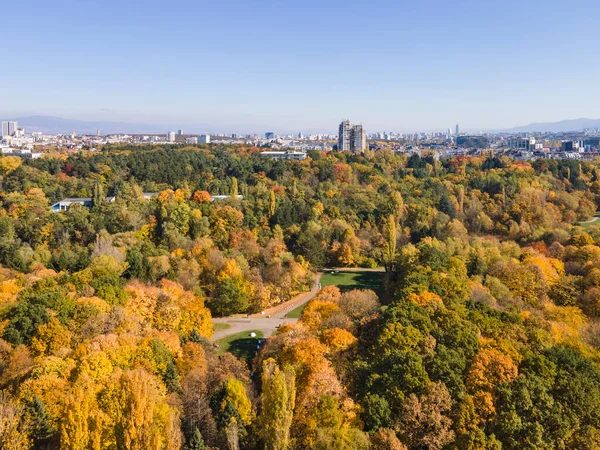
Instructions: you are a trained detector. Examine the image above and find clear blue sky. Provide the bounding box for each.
[3,0,600,133]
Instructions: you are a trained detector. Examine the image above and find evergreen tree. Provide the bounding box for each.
[164,360,181,393]
[26,396,55,448]
[187,428,207,450]
[189,328,203,343]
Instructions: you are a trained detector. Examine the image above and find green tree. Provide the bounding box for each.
[211,278,249,316]
[269,190,276,217]
[384,214,397,272]
[259,359,296,450]
[187,428,207,450]
[230,177,239,198]
[92,180,105,208]
[25,396,55,448]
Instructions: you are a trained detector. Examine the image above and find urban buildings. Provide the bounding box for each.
[199,134,210,144]
[186,137,198,144]
[265,132,275,140]
[167,131,176,142]
[562,140,584,152]
[507,138,543,151]
[338,120,366,153]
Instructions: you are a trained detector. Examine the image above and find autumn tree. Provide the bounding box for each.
[258,358,296,450]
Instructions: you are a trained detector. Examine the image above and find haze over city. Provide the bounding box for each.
[3,0,600,133]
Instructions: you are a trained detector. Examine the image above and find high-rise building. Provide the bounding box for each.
[177,129,183,135]
[199,134,210,144]
[265,132,274,140]
[338,120,366,153]
[351,124,366,153]
[2,121,17,137]
[97,128,101,137]
[455,124,459,137]
[338,120,352,151]
[167,131,176,142]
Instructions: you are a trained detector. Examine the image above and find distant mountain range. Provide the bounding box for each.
[499,118,600,133]
[0,115,199,135]
[3,115,600,135]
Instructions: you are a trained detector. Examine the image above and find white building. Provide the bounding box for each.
[261,150,307,160]
[186,137,198,144]
[199,134,210,144]
[210,195,244,201]
[167,131,176,142]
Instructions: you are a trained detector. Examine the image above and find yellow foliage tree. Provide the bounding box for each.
[259,358,296,450]
[321,328,357,352]
[30,319,73,356]
[301,300,341,331]
[0,156,22,175]
[115,368,182,450]
[223,378,252,425]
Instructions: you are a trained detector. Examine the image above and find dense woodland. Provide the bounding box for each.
[2,144,600,448]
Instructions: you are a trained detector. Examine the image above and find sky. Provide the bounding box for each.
[2,0,600,133]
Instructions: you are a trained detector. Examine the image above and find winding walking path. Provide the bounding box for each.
[212,267,386,340]
[212,273,322,340]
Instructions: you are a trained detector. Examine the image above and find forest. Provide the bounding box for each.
[2,144,600,449]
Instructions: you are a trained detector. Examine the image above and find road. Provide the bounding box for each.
[212,273,322,340]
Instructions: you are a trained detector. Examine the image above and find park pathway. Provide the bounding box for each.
[212,273,322,340]
[211,267,385,340]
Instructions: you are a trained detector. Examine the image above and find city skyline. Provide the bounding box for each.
[3,0,600,132]
[4,114,600,137]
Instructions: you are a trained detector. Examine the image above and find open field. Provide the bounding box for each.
[320,270,386,296]
[287,270,386,318]
[215,330,265,362]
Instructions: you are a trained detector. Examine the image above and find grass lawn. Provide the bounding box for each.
[581,212,600,228]
[320,271,386,297]
[212,322,232,332]
[287,270,386,318]
[286,303,307,319]
[215,330,264,362]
